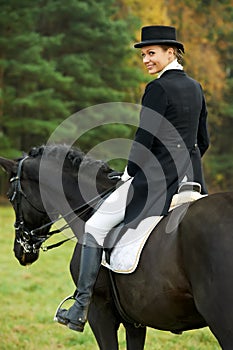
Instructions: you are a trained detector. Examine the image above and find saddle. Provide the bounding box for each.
[102,182,205,274]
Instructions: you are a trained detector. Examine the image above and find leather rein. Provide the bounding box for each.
[9,156,119,255]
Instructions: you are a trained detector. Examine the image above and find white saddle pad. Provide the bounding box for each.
[102,190,205,274]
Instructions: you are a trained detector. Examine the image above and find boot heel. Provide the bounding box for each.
[68,321,85,332]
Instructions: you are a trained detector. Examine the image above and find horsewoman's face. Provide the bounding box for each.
[141,45,175,75]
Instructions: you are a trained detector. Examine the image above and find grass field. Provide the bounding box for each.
[0,205,221,349]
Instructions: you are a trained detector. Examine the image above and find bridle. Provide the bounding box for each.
[8,156,59,254]
[9,156,119,255]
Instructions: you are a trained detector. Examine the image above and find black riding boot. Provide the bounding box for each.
[55,233,103,332]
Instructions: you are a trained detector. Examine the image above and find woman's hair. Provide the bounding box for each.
[161,45,184,65]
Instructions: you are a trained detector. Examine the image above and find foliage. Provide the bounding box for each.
[166,0,233,191]
[119,0,233,191]
[0,1,72,156]
[0,0,232,193]
[0,0,140,162]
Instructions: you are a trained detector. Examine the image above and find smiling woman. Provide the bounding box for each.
[141,45,184,75]
[55,25,210,335]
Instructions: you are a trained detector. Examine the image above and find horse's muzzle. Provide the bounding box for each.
[13,238,39,266]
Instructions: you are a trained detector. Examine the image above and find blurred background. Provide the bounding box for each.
[0,2,232,348]
[0,0,232,197]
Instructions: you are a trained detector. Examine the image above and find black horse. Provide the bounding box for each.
[1,144,233,350]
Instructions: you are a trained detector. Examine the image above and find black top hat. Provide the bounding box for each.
[134,25,184,53]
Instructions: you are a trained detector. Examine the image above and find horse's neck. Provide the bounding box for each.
[38,156,114,218]
[55,171,112,239]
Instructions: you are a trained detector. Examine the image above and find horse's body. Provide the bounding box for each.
[1,145,233,350]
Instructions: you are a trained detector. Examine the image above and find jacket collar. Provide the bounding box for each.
[157,59,183,78]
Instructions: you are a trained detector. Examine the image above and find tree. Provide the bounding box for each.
[36,0,144,164]
[0,0,141,155]
[0,0,72,156]
[0,0,142,194]
[120,0,233,191]
[199,0,233,190]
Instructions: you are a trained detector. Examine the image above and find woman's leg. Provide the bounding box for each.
[55,233,103,332]
[55,180,132,332]
[85,179,132,246]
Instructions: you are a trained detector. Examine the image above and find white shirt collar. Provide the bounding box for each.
[157,59,183,78]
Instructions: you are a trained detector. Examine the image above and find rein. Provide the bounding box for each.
[10,157,141,328]
[10,156,119,254]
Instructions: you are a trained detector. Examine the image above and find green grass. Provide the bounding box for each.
[0,206,221,349]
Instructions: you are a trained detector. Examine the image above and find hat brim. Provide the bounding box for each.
[134,40,184,53]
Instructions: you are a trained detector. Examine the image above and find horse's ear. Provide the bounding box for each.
[0,157,17,174]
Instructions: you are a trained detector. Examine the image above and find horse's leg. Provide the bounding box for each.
[88,299,120,350]
[194,300,233,350]
[194,289,233,350]
[197,271,233,349]
[123,322,146,350]
[181,207,233,350]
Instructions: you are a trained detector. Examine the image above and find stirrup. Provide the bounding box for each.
[54,294,75,322]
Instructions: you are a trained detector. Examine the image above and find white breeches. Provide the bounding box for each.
[85,179,133,246]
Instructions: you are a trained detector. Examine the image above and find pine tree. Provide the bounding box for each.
[0,0,72,156]
[39,0,141,109]
[37,0,141,156]
[0,0,143,194]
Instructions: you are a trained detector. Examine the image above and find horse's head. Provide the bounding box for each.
[0,155,56,266]
[0,145,120,266]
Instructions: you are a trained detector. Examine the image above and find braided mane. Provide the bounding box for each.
[28,144,111,172]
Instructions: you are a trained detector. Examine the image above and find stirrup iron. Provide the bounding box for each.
[54,295,75,322]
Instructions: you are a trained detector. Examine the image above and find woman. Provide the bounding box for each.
[55,25,209,332]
